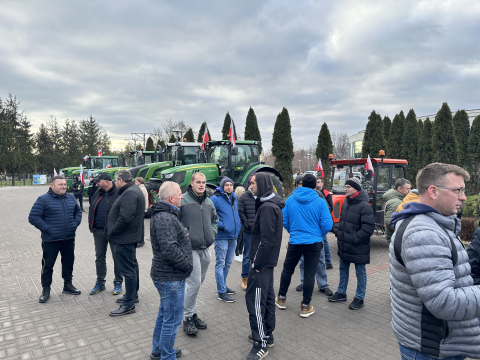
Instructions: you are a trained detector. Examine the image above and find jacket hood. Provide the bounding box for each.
[390,202,440,226]
[347,189,369,204]
[151,201,179,216]
[383,188,405,202]
[293,187,320,204]
[248,188,257,199]
[254,173,285,211]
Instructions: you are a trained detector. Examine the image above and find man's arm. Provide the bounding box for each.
[72,195,82,226]
[355,204,375,243]
[282,200,290,233]
[211,207,218,236]
[238,196,249,231]
[110,192,137,234]
[317,199,333,235]
[28,197,50,234]
[253,206,278,271]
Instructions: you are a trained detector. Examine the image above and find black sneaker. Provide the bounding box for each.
[246,341,268,360]
[248,334,274,348]
[295,284,303,292]
[328,292,347,302]
[192,313,207,329]
[226,286,236,295]
[63,283,81,295]
[319,287,333,296]
[326,263,333,270]
[183,317,198,335]
[218,292,235,302]
[150,349,182,359]
[349,297,364,310]
[39,287,50,303]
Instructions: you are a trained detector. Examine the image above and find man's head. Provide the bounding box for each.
[77,176,81,182]
[395,178,411,195]
[417,163,469,216]
[115,170,133,189]
[249,173,273,198]
[191,172,206,195]
[316,176,324,190]
[250,175,258,196]
[135,177,145,186]
[295,175,304,188]
[344,177,361,197]
[50,176,67,195]
[96,172,113,191]
[302,174,316,189]
[220,177,234,194]
[159,181,183,208]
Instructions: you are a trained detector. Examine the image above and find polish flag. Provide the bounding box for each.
[366,155,375,176]
[97,149,102,158]
[229,119,236,147]
[53,168,58,176]
[201,125,210,151]
[315,159,324,178]
[106,165,112,169]
[80,164,85,185]
[83,155,89,161]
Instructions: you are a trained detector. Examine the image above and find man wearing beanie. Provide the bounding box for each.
[328,176,374,310]
[275,174,333,318]
[210,177,241,302]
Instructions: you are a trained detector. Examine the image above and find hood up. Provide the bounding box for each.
[254,173,285,211]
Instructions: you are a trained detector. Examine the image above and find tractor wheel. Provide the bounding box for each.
[267,173,284,198]
[205,186,215,198]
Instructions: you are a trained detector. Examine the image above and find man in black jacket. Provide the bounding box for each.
[107,170,145,316]
[87,172,122,296]
[87,176,97,205]
[71,176,85,212]
[328,177,375,310]
[245,173,285,360]
[238,183,257,291]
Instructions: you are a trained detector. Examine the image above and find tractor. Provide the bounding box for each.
[64,155,120,190]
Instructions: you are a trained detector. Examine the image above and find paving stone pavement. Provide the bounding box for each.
[0,186,408,359]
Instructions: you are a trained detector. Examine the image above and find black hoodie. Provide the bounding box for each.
[249,173,285,271]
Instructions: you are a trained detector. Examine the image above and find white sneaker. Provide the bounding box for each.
[234,255,243,262]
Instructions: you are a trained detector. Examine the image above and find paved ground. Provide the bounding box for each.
[0,186,401,360]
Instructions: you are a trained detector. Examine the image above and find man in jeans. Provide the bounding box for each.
[238,182,256,291]
[179,173,218,336]
[150,182,193,359]
[275,174,333,318]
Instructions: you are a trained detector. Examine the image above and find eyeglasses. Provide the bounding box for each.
[426,185,465,195]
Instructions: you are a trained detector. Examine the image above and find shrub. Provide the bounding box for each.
[462,194,477,218]
[460,217,475,243]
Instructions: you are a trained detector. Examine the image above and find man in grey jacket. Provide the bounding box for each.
[390,163,480,360]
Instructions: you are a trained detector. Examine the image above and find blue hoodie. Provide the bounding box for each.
[283,187,333,245]
[210,186,241,240]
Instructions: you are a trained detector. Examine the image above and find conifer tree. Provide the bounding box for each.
[468,115,480,192]
[388,113,404,159]
[452,109,470,167]
[145,137,155,151]
[432,102,458,164]
[421,117,434,168]
[383,116,391,141]
[316,123,333,188]
[244,107,263,153]
[362,110,385,158]
[184,128,195,142]
[401,109,419,184]
[168,134,176,143]
[197,122,212,143]
[156,139,166,150]
[221,112,237,140]
[272,107,294,194]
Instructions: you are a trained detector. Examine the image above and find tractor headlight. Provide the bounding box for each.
[162,173,174,179]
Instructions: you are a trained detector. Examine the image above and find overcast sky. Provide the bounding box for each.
[1,0,479,151]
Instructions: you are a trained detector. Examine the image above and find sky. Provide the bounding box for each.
[1,0,479,151]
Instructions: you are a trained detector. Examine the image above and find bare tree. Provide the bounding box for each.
[332,132,349,159]
[152,119,191,143]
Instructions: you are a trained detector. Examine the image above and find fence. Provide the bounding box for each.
[0,174,52,187]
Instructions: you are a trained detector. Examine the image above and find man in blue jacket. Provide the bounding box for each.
[28,176,83,303]
[275,174,332,318]
[210,177,241,303]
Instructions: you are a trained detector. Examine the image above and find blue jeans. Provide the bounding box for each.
[152,280,185,360]
[337,257,367,300]
[323,235,332,264]
[214,239,236,294]
[399,343,466,360]
[241,233,251,278]
[299,245,329,290]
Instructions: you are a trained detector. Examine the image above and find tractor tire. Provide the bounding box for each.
[205,186,215,198]
[266,173,284,198]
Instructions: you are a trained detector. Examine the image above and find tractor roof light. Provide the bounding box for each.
[379,149,385,163]
[328,154,334,162]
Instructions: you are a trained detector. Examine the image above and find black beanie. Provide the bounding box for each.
[302,174,316,189]
[345,177,362,191]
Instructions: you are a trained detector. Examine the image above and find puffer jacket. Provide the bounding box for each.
[390,202,480,359]
[28,188,82,242]
[238,189,256,234]
[336,190,375,264]
[395,191,419,212]
[467,227,480,285]
[88,184,119,232]
[210,187,241,240]
[383,189,405,241]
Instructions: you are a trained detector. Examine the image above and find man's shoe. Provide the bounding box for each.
[326,263,333,270]
[234,255,243,262]
[150,349,182,359]
[241,277,248,291]
[89,282,106,295]
[248,334,274,348]
[226,286,236,295]
[116,296,139,303]
[39,287,50,303]
[109,305,135,316]
[328,292,347,302]
[62,283,81,295]
[300,303,315,318]
[218,292,235,303]
[246,341,268,360]
[183,317,198,335]
[349,297,364,310]
[275,296,286,309]
[112,281,122,295]
[319,287,333,297]
[137,242,145,247]
[295,283,303,292]
[192,313,207,329]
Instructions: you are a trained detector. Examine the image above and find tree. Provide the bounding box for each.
[452,109,470,167]
[421,117,433,168]
[79,115,110,156]
[168,134,176,143]
[383,116,392,141]
[401,109,419,184]
[432,102,458,164]
[468,115,480,192]
[156,139,166,150]
[388,113,404,159]
[145,137,155,151]
[184,128,195,142]
[197,121,212,143]
[362,110,385,158]
[244,107,262,153]
[416,119,424,170]
[331,132,349,159]
[272,107,294,194]
[59,119,82,169]
[152,119,190,144]
[315,123,333,188]
[221,112,237,140]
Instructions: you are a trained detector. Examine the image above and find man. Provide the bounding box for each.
[88,172,122,296]
[87,175,98,205]
[275,174,332,318]
[150,182,193,360]
[238,179,257,291]
[245,173,285,360]
[383,178,411,242]
[329,177,374,310]
[179,173,218,336]
[107,170,145,316]
[210,177,241,303]
[28,176,82,303]
[390,163,480,359]
[135,177,149,247]
[71,176,85,212]
[287,174,303,197]
[315,177,333,268]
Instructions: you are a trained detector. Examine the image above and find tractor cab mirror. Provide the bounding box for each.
[176,147,183,162]
[231,147,238,156]
[121,154,126,167]
[157,146,164,162]
[365,170,373,182]
[199,152,206,163]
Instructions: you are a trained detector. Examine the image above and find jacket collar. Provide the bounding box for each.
[48,187,65,198]
[118,182,134,195]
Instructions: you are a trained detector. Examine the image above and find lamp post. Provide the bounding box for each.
[307,154,311,172]
[172,129,182,142]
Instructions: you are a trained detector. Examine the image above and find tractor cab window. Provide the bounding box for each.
[331,165,371,194]
[93,159,103,169]
[391,165,407,189]
[231,145,258,183]
[207,145,229,170]
[183,147,198,165]
[103,158,119,168]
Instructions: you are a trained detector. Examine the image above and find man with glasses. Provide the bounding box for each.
[390,163,480,359]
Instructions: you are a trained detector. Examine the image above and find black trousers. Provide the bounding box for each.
[111,243,139,308]
[75,195,83,210]
[278,242,322,305]
[93,229,122,285]
[245,267,275,347]
[41,238,75,288]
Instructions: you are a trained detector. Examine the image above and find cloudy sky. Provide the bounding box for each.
[1,0,479,151]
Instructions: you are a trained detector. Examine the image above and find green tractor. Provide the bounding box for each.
[64,155,120,189]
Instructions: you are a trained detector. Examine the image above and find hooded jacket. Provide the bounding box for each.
[283,187,332,245]
[389,202,480,359]
[238,189,256,234]
[88,184,119,232]
[29,188,82,242]
[383,189,406,241]
[210,186,241,240]
[395,191,419,212]
[336,190,375,264]
[71,178,84,197]
[468,227,480,285]
[179,185,218,250]
[150,201,193,282]
[249,173,285,271]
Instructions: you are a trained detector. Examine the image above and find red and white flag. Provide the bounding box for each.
[97,149,102,158]
[53,168,58,176]
[106,165,111,169]
[366,155,375,176]
[201,125,210,151]
[229,119,236,147]
[83,155,89,161]
[315,159,324,178]
[80,164,85,185]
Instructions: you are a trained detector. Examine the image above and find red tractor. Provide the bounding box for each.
[329,152,408,234]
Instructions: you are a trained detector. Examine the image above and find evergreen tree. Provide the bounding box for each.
[145,137,155,151]
[35,123,54,173]
[388,113,404,159]
[271,107,294,194]
[59,119,82,168]
[432,102,458,164]
[383,116,391,141]
[197,122,212,143]
[401,109,419,184]
[221,112,237,140]
[244,107,263,153]
[79,115,110,156]
[362,110,385,158]
[416,119,424,170]
[468,115,480,192]
[452,109,470,167]
[421,117,434,168]
[168,134,176,143]
[157,139,166,150]
[315,123,333,189]
[184,128,195,142]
